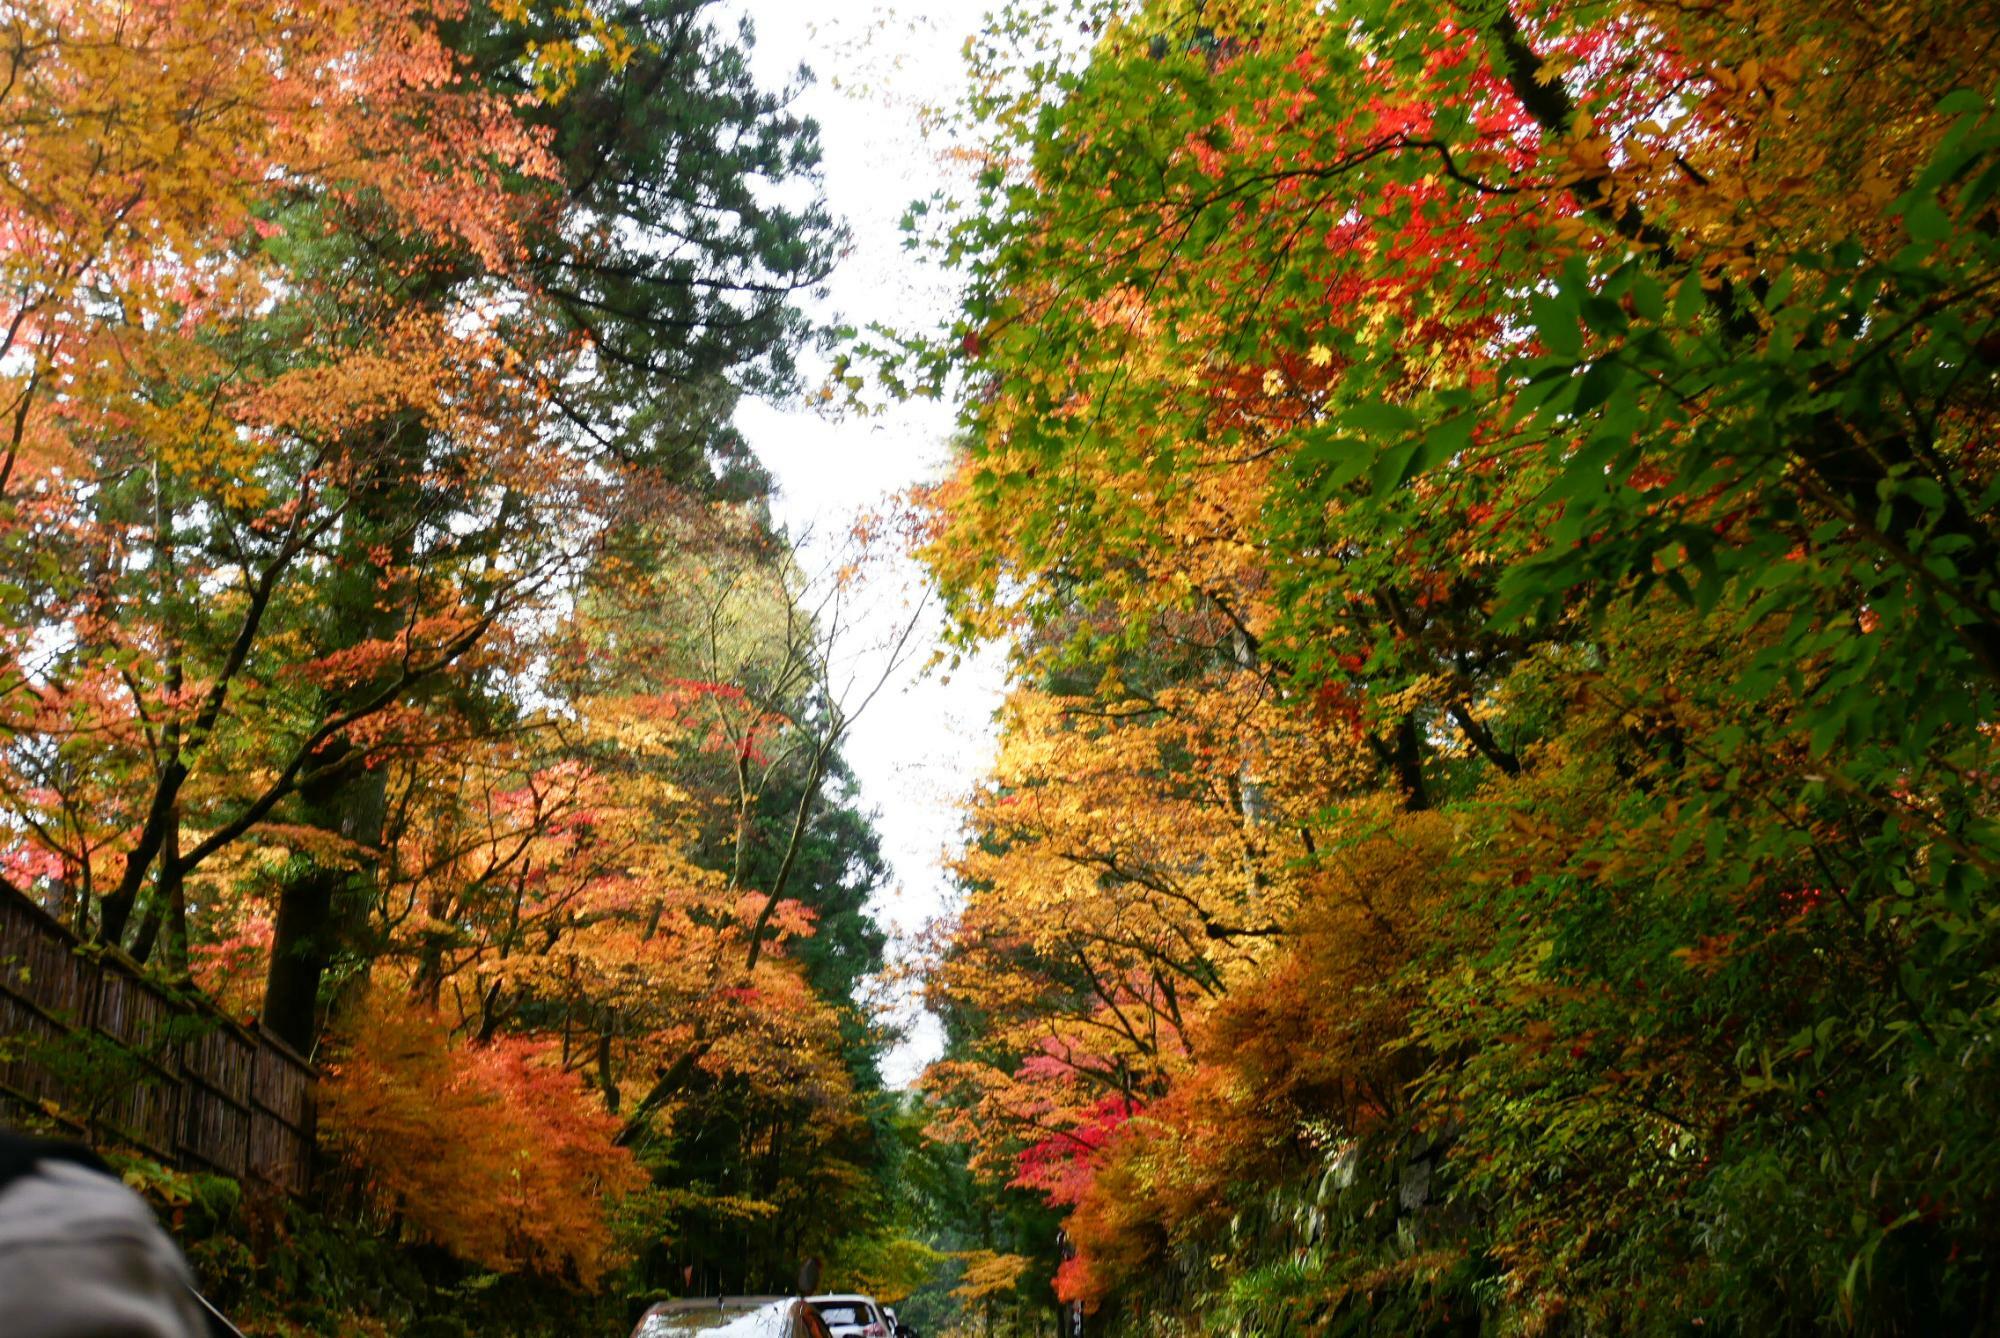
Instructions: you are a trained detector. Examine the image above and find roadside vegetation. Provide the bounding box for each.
[905,0,2000,1332]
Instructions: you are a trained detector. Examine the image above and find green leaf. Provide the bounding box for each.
[1581,295,1627,335]
[1339,401,1420,437]
[1296,427,1372,493]
[1904,196,1953,244]
[1900,476,1946,512]
[1532,292,1583,360]
[1629,272,1666,322]
[1672,276,1708,323]
[1421,413,1475,470]
[1573,358,1628,414]
[1370,441,1421,497]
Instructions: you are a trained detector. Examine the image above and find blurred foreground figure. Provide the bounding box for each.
[0,1131,215,1336]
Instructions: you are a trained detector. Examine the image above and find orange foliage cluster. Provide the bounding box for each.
[321,993,647,1286]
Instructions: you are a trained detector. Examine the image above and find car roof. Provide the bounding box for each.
[632,1298,811,1338]
[807,1295,876,1304]
[645,1298,794,1315]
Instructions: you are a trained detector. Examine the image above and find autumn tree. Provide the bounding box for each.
[0,0,895,1319]
[913,0,2000,1329]
[0,0,584,1001]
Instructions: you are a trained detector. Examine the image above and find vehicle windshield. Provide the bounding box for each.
[814,1305,869,1327]
[635,1301,794,1336]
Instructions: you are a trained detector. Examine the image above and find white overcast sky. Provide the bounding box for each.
[732,0,1008,1085]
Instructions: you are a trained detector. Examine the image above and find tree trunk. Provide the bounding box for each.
[126,813,185,975]
[258,421,416,1054]
[597,1023,619,1114]
[261,746,390,1053]
[1370,714,1431,812]
[262,865,340,1051]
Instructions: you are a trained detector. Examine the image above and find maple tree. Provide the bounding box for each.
[0,0,905,1328]
[0,0,597,1017]
[320,991,648,1285]
[911,0,2000,1331]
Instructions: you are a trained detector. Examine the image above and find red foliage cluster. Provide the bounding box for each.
[320,993,647,1285]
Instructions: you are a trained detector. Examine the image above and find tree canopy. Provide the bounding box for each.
[909,0,2000,1330]
[0,1,905,1328]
